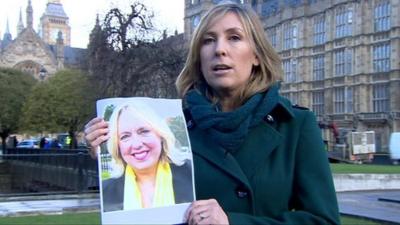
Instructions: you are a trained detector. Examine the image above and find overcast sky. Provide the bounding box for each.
[0,0,184,48]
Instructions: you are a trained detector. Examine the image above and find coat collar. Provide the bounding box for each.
[270,96,294,121]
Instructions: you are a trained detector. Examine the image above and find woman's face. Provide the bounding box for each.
[117,108,162,174]
[199,12,259,97]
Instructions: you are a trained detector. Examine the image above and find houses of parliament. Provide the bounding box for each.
[0,0,84,80]
[185,0,399,152]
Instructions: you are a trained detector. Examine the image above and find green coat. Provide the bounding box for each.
[187,97,340,225]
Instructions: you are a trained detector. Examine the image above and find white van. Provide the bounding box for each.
[389,132,400,164]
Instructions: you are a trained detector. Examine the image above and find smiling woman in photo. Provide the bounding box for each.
[101,102,193,212]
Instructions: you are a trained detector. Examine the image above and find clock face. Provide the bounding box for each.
[51,29,60,42]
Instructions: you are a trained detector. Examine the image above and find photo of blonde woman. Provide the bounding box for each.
[95,98,194,222]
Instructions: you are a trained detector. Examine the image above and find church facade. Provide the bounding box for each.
[0,0,84,80]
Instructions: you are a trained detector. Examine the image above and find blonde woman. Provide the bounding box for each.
[101,102,193,212]
[86,2,340,224]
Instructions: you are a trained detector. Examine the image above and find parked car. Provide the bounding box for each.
[16,139,39,149]
[48,139,63,149]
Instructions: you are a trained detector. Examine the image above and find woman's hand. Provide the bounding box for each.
[84,117,109,158]
[186,199,229,225]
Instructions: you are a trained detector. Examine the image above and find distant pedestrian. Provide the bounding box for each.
[65,135,72,147]
[13,136,18,148]
[39,137,46,148]
[44,139,51,149]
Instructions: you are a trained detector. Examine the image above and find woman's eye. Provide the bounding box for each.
[202,37,214,44]
[229,35,241,41]
[120,134,129,141]
[138,129,150,135]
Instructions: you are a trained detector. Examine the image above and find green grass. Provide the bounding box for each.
[0,212,100,225]
[0,212,384,225]
[341,215,383,225]
[330,163,400,174]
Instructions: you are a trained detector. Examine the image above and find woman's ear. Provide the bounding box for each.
[253,54,260,66]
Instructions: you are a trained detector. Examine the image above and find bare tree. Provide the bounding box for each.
[103,2,154,52]
[87,2,186,99]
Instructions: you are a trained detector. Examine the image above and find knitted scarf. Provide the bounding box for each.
[185,83,280,152]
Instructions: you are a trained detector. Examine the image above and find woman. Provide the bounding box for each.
[85,2,340,224]
[100,102,193,212]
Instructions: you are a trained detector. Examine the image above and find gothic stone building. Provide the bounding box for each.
[184,0,400,152]
[0,0,84,80]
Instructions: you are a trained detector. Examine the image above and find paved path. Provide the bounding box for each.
[0,190,399,224]
[337,190,400,224]
[0,198,99,216]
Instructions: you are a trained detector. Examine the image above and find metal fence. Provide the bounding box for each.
[100,153,112,173]
[0,148,99,196]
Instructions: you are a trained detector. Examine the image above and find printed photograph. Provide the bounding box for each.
[96,98,194,224]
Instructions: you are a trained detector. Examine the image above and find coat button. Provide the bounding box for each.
[235,187,248,198]
[266,114,274,123]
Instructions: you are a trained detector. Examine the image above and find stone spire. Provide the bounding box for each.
[90,14,101,35]
[5,19,10,34]
[26,0,33,28]
[163,29,167,40]
[17,8,25,35]
[2,19,13,47]
[95,14,100,27]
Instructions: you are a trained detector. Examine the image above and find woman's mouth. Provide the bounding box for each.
[213,64,232,73]
[132,151,149,160]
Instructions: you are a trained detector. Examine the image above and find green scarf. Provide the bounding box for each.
[184,83,280,152]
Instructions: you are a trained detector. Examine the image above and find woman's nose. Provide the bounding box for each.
[215,39,227,56]
[130,137,143,150]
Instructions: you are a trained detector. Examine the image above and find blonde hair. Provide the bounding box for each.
[106,102,188,177]
[176,2,283,106]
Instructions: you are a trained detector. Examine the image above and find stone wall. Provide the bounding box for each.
[334,174,400,192]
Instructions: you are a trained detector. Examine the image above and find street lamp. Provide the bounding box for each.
[39,66,47,81]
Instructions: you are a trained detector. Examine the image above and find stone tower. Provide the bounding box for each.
[39,0,71,46]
